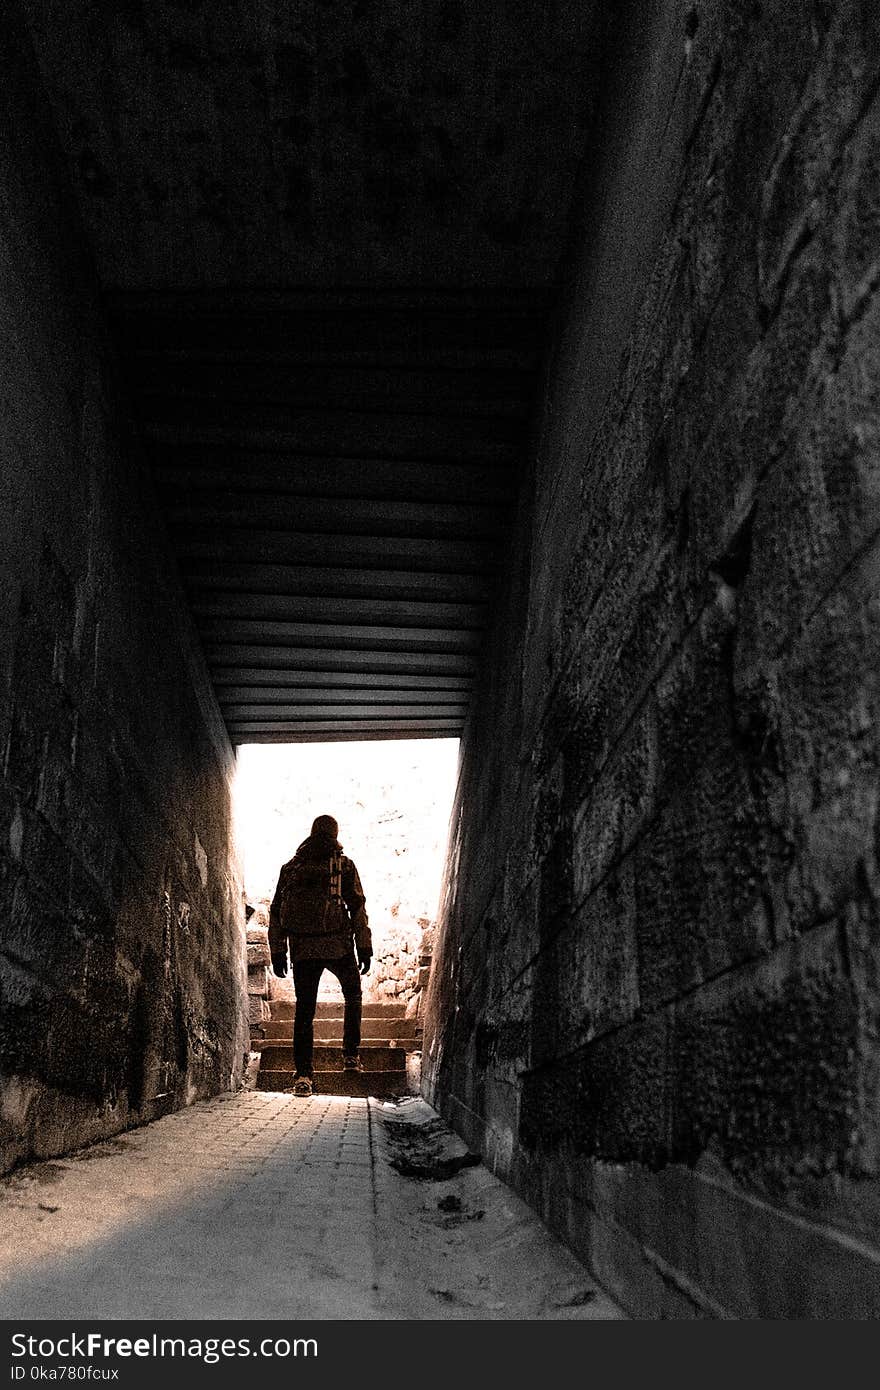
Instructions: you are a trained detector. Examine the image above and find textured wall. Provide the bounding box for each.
[424,0,880,1318]
[0,11,248,1173]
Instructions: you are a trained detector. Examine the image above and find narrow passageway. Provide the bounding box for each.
[6,1,880,1321]
[0,1094,623,1321]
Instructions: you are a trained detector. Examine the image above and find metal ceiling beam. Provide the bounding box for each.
[205,647,476,674]
[189,594,486,629]
[197,620,481,652]
[168,498,503,540]
[181,564,495,603]
[175,532,502,572]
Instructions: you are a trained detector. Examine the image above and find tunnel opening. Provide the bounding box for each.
[233,738,459,1097]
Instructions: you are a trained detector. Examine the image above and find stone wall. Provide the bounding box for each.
[424,0,880,1318]
[0,9,248,1173]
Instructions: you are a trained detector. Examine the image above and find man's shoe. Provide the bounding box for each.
[292,1074,313,1098]
[343,1054,364,1073]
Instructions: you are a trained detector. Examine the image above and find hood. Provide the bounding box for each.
[295,831,343,862]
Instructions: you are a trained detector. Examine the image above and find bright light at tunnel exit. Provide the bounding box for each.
[232,738,460,986]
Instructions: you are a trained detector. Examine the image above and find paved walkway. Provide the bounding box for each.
[0,1093,623,1320]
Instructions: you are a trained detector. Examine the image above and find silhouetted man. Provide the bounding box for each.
[268,814,371,1098]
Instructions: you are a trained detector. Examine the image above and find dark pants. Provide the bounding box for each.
[292,953,362,1077]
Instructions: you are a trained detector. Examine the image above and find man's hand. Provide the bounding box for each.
[271,953,288,978]
[357,948,371,976]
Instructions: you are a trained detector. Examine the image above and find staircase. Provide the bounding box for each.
[255,999,420,1098]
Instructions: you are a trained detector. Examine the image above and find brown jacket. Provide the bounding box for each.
[268,832,370,963]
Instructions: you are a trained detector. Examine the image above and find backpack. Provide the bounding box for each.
[279,848,351,944]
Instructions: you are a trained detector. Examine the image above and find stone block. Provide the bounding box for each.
[268,972,295,1002]
[405,1051,422,1094]
[585,1152,880,1319]
[247,965,269,996]
[248,996,270,1026]
[520,1011,671,1166]
[670,923,861,1195]
[246,938,271,967]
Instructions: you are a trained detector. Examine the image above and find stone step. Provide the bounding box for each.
[252,1033,421,1053]
[269,1000,407,1021]
[259,1044,406,1072]
[257,1069,407,1098]
[261,1018,419,1041]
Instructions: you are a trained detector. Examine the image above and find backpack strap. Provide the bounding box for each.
[328,851,344,906]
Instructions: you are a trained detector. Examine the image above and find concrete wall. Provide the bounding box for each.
[424,0,880,1318]
[0,10,248,1173]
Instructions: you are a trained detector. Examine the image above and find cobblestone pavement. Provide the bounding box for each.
[0,1093,624,1320]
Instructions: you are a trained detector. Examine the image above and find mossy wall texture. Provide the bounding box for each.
[424,0,880,1317]
[0,15,248,1173]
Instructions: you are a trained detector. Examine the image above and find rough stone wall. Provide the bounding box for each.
[424,0,880,1318]
[0,10,248,1173]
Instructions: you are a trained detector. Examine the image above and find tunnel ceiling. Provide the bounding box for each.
[22,0,598,742]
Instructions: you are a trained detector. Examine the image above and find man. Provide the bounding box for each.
[268,814,371,1098]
